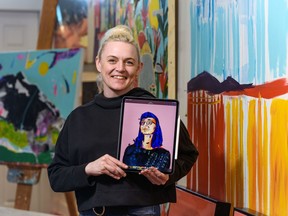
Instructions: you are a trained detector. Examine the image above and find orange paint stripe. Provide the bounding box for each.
[197,91,209,195]
[225,102,231,201]
[187,92,196,190]
[210,97,226,200]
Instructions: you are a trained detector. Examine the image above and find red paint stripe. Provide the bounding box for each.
[224,78,288,99]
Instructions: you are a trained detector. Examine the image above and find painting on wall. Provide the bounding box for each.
[0,48,83,165]
[187,0,288,215]
[93,0,176,99]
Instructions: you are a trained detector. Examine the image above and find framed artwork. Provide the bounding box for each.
[92,0,177,99]
[0,48,83,165]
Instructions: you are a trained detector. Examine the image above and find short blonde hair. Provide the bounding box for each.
[96,25,141,63]
[95,25,140,93]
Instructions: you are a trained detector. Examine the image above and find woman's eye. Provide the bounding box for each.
[126,61,134,66]
[108,59,116,63]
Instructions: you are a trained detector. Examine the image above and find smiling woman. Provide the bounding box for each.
[95,25,142,98]
[48,24,198,216]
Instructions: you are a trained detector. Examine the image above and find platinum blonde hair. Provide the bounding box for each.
[95,25,140,93]
[96,25,140,63]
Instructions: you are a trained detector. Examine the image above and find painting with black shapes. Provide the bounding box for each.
[0,48,83,165]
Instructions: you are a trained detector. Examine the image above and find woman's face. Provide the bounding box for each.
[96,41,142,98]
[140,117,156,135]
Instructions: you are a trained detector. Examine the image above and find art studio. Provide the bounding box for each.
[0,0,287,216]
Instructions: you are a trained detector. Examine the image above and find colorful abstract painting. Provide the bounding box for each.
[0,48,83,165]
[186,0,288,215]
[93,0,175,98]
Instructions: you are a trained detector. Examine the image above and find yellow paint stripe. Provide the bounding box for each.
[269,99,288,215]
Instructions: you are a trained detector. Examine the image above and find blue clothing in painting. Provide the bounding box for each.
[123,144,171,173]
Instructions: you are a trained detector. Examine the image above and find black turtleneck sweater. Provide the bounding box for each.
[47,88,198,212]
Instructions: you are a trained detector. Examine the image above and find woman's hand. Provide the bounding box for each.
[85,154,128,180]
[140,167,169,185]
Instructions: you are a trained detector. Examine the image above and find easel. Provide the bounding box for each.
[4,0,78,215]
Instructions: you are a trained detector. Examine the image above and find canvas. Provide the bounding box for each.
[186,0,288,215]
[0,48,83,165]
[93,0,176,98]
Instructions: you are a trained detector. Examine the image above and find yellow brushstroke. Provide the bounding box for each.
[262,101,268,213]
[72,71,77,84]
[141,41,152,54]
[247,100,256,209]
[269,99,288,215]
[228,98,244,206]
[38,62,49,76]
[257,98,263,212]
[25,54,36,69]
[220,97,287,215]
[148,0,159,29]
[238,99,244,205]
[232,98,238,204]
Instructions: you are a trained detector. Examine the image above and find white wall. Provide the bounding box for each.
[0,0,43,11]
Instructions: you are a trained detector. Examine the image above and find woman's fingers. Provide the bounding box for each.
[105,154,128,169]
[140,167,169,185]
[85,154,128,179]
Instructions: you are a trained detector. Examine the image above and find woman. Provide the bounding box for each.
[48,25,198,216]
[123,112,171,173]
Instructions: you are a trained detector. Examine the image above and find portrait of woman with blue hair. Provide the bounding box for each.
[123,111,171,173]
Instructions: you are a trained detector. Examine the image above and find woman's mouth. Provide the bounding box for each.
[112,75,127,80]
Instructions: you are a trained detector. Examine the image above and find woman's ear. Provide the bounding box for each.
[137,62,143,74]
[95,56,101,73]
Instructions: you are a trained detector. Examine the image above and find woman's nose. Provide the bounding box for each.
[116,61,125,71]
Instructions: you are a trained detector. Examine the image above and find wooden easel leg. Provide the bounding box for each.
[65,192,78,216]
[14,184,33,210]
[7,165,41,210]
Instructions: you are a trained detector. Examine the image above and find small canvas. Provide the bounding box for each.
[0,48,83,165]
[118,96,179,174]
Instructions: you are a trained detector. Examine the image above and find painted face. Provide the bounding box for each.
[96,41,142,98]
[140,117,156,135]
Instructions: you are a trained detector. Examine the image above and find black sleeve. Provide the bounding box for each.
[165,120,198,185]
[47,115,96,192]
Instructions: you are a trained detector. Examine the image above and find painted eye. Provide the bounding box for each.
[141,119,156,126]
